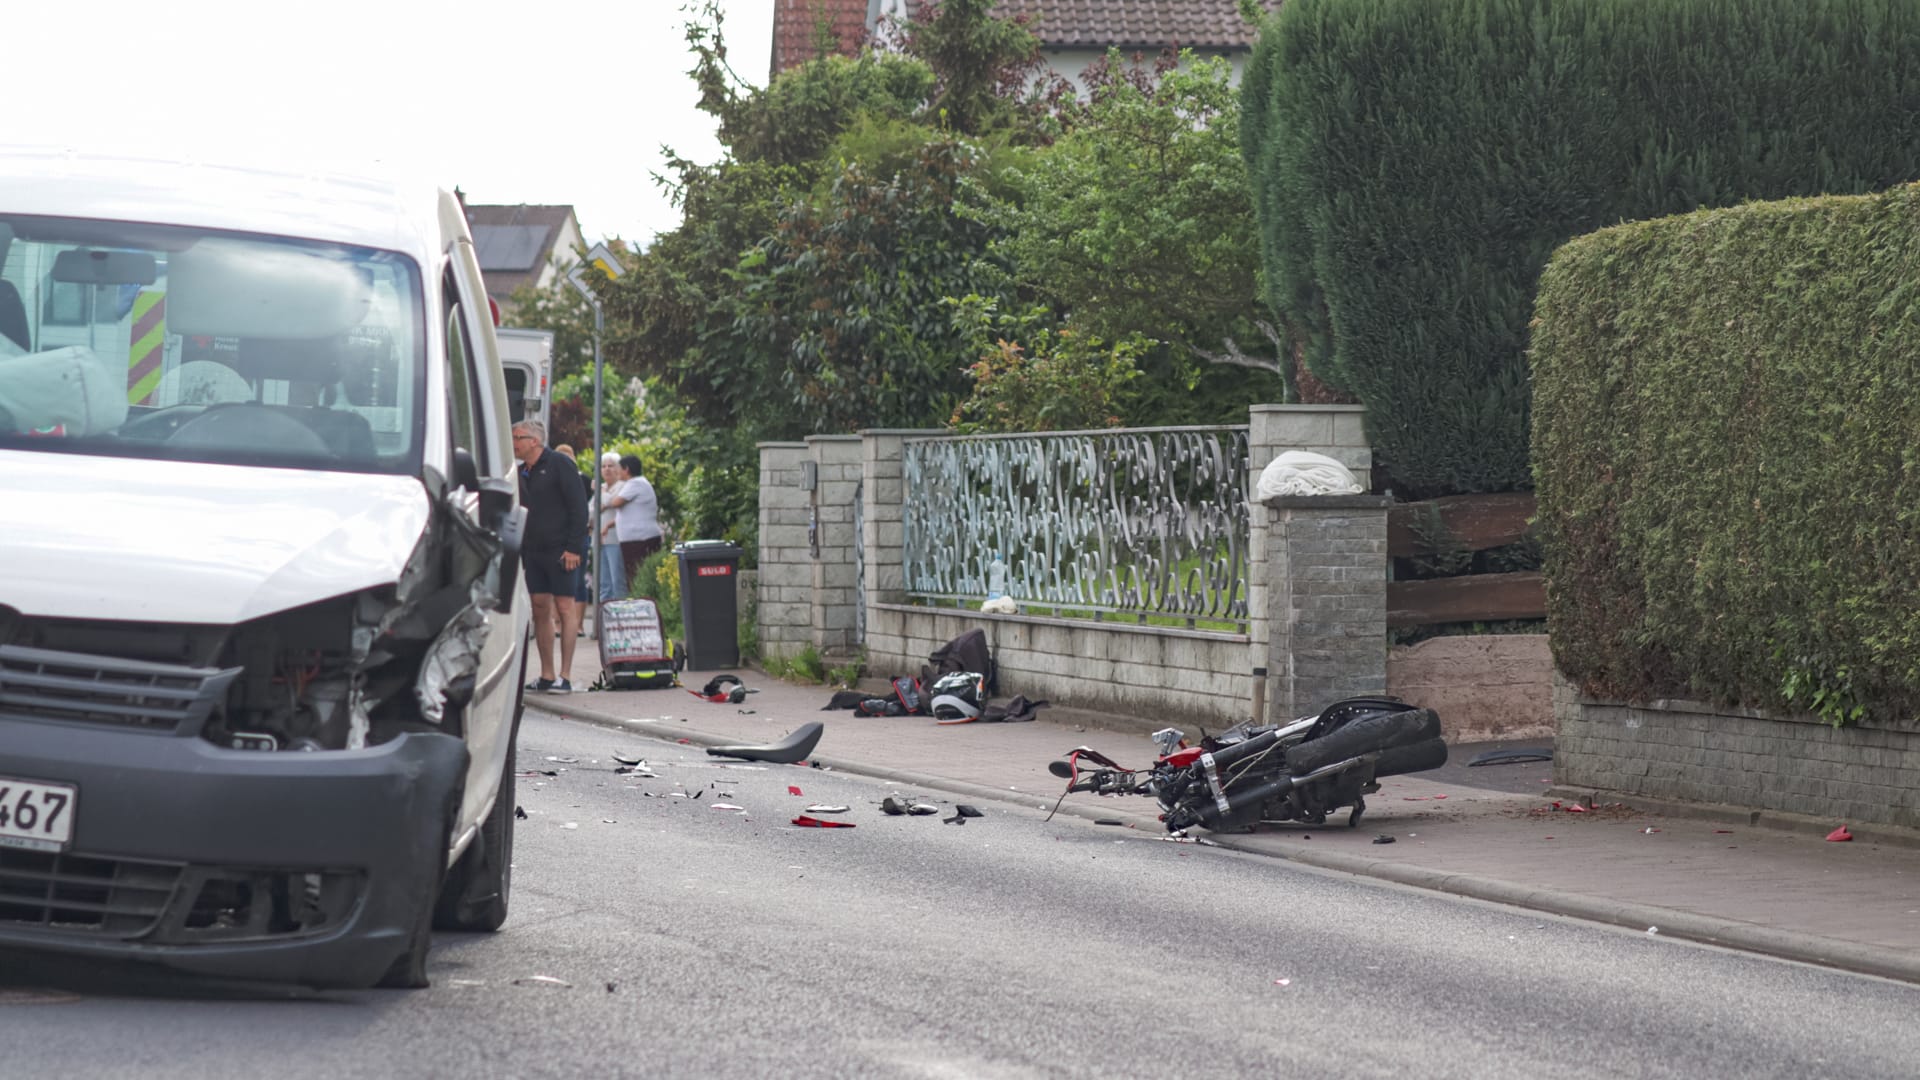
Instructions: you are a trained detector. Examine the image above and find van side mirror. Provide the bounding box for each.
[451,447,480,493]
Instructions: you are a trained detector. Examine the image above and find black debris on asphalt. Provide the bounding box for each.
[1467,748,1554,767]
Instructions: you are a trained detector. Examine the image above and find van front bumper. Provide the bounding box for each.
[0,716,467,990]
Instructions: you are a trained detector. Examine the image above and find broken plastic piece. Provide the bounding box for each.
[788,786,803,796]
[514,805,528,819]
[706,721,825,764]
[1827,825,1854,842]
[791,815,855,828]
[1372,835,1395,844]
[953,805,983,818]
[804,804,850,814]
[880,796,910,816]
[1095,819,1124,826]
[611,753,644,766]
[513,975,572,988]
[711,803,745,811]
[908,803,938,816]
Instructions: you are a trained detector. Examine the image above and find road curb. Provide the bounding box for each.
[532,696,1920,986]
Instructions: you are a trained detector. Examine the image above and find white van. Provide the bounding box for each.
[0,149,530,989]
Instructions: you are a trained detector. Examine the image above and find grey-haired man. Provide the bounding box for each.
[512,419,587,692]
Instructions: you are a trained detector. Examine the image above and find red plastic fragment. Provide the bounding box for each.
[1162,747,1205,768]
[788,785,803,796]
[792,815,855,828]
[1826,825,1853,842]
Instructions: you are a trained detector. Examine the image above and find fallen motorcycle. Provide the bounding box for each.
[1048,697,1448,833]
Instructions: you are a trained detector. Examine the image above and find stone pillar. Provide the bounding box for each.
[755,442,811,661]
[858,429,942,669]
[807,435,863,661]
[1263,494,1391,723]
[1246,404,1371,724]
[1248,404,1371,479]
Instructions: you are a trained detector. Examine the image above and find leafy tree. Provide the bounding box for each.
[891,0,1066,138]
[946,296,1144,433]
[971,51,1289,422]
[504,258,596,382]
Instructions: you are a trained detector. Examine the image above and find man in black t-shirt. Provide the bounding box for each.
[513,420,588,692]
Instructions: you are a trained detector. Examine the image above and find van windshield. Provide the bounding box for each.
[0,215,424,473]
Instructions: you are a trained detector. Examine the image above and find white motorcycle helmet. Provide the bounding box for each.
[928,671,984,721]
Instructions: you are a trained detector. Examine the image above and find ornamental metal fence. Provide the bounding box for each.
[902,426,1251,631]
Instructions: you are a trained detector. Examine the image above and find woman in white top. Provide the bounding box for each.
[596,451,626,602]
[608,453,664,586]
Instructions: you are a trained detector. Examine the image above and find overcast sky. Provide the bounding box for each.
[12,0,776,246]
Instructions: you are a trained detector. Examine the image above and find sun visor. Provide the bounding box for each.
[169,239,372,339]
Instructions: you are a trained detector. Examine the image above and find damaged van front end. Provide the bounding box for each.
[0,156,530,989]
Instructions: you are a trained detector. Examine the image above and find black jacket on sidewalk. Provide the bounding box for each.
[518,447,588,557]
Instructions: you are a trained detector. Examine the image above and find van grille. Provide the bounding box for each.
[0,847,182,935]
[0,645,238,735]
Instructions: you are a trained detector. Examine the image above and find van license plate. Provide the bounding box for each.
[0,777,77,852]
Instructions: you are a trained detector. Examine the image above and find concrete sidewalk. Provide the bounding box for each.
[538,646,1920,983]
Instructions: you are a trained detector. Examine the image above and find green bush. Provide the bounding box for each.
[1532,183,1920,725]
[1244,0,1920,498]
[628,549,685,645]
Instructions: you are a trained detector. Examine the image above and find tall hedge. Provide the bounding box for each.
[1243,0,1920,497]
[1532,184,1920,725]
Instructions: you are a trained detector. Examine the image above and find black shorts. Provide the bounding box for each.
[522,548,575,598]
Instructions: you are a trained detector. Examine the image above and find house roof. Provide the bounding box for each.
[993,1,1271,51]
[771,0,872,76]
[770,1,1272,79]
[464,203,578,300]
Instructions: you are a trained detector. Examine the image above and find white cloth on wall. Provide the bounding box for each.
[1255,450,1363,499]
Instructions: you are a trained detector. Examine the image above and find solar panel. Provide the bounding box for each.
[472,224,548,272]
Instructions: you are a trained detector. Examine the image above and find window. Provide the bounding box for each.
[0,213,425,472]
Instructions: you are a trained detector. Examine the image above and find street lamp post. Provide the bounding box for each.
[568,244,623,615]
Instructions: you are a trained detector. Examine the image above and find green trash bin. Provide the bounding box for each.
[676,540,742,671]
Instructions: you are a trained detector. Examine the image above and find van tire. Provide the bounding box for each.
[433,736,517,932]
[433,652,526,933]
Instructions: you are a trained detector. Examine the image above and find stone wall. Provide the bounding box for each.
[1389,634,1553,741]
[864,604,1252,728]
[1554,671,1920,829]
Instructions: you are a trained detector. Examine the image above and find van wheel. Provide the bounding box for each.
[433,733,517,932]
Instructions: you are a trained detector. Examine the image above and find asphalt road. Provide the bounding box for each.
[4,708,1917,1080]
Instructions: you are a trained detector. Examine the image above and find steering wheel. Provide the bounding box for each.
[165,403,332,456]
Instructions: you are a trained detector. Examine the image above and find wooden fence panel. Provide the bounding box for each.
[1387,570,1545,627]
[1387,492,1535,558]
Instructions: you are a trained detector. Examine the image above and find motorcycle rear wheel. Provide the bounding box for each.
[1286,707,1439,775]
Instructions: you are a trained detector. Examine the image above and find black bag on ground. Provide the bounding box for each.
[924,628,997,696]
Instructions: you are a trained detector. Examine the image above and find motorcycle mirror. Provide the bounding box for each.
[1047,760,1075,779]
